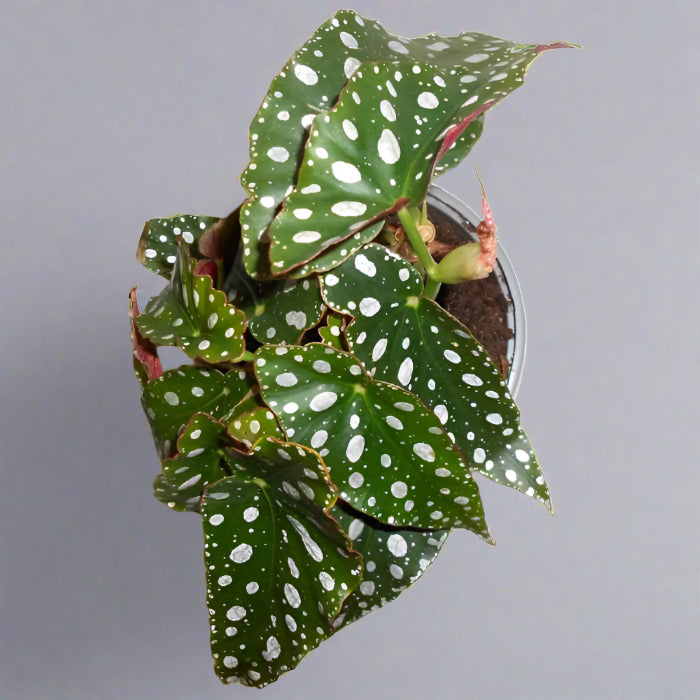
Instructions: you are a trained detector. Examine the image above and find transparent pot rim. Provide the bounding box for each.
[426,184,527,398]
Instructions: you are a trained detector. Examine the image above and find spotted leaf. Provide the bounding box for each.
[322,244,549,506]
[288,221,385,278]
[265,63,483,274]
[202,438,362,687]
[137,214,220,278]
[240,7,571,275]
[255,344,490,538]
[332,502,448,630]
[227,406,284,449]
[155,413,234,512]
[243,278,325,345]
[141,366,249,460]
[266,47,571,273]
[137,244,247,364]
[318,312,346,350]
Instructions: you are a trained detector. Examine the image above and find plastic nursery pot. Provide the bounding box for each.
[426,184,527,399]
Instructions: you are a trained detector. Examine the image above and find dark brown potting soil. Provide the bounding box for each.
[428,206,513,379]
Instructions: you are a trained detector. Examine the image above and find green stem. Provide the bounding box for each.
[240,350,256,363]
[397,206,440,299]
[397,207,438,278]
[423,277,442,300]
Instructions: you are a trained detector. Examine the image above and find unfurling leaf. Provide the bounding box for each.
[137,243,247,364]
[137,214,220,278]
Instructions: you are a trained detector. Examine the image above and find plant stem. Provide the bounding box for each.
[423,277,442,300]
[397,206,441,299]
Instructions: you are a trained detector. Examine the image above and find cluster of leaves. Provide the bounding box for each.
[130,9,571,688]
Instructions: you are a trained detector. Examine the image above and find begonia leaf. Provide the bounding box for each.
[240,7,571,276]
[243,278,325,345]
[137,214,220,278]
[155,412,234,512]
[321,244,550,506]
[332,503,448,630]
[137,243,247,364]
[201,438,362,687]
[254,343,490,538]
[141,365,249,460]
[227,406,284,449]
[318,311,346,350]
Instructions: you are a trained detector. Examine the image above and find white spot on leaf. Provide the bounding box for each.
[391,480,407,498]
[418,91,439,109]
[380,100,397,122]
[230,543,253,563]
[397,357,413,386]
[377,129,401,164]
[346,435,365,463]
[294,63,318,85]
[344,57,361,79]
[292,230,321,244]
[359,297,381,317]
[332,161,362,183]
[342,119,359,140]
[387,533,408,557]
[332,201,367,217]
[340,31,358,49]
[310,391,338,411]
[267,146,290,162]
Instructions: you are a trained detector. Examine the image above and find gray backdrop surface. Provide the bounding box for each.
[1,1,698,698]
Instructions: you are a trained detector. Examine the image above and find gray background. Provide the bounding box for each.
[1,1,698,698]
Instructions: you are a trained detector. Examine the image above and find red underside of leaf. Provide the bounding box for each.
[535,41,576,53]
[129,287,163,382]
[435,101,496,167]
[194,259,218,282]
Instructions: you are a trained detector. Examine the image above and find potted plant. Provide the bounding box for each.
[129,9,574,688]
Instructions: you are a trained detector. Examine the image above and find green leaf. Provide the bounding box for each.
[155,413,232,512]
[265,42,568,273]
[243,278,325,345]
[265,62,492,274]
[201,438,362,687]
[136,245,247,364]
[141,365,249,460]
[321,244,550,506]
[318,311,346,350]
[332,502,448,630]
[240,6,571,276]
[287,221,384,278]
[254,343,490,538]
[227,406,284,449]
[137,214,220,278]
